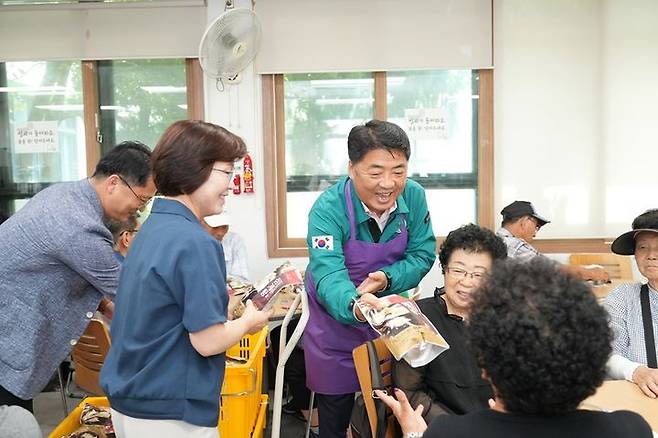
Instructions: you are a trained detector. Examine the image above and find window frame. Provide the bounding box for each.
[262,70,495,258]
[0,58,203,214]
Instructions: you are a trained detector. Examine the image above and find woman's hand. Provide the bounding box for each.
[632,366,658,398]
[241,299,272,334]
[374,388,427,435]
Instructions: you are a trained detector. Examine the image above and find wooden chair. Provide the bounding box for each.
[569,253,633,280]
[70,318,111,395]
[352,338,398,438]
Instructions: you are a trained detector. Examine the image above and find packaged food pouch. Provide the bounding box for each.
[356,294,449,367]
[231,261,303,318]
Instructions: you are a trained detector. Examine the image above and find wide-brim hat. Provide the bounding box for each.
[204,212,231,228]
[611,228,658,255]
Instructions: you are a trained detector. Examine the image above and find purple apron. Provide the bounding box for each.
[304,180,409,394]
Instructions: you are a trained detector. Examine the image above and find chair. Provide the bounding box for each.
[69,318,111,396]
[569,253,633,280]
[352,338,397,438]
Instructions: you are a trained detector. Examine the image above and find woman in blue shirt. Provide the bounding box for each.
[100,120,270,438]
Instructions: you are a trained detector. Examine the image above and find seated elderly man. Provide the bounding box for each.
[496,200,608,282]
[393,224,507,423]
[378,258,652,438]
[107,215,140,262]
[605,209,658,398]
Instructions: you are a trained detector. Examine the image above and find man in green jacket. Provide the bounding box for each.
[304,119,436,438]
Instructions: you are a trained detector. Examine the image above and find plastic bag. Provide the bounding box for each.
[356,295,449,367]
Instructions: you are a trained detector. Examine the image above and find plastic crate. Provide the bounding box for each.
[219,326,268,438]
[48,397,109,438]
[251,394,269,438]
[49,328,268,438]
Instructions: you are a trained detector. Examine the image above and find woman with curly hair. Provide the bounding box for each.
[378,258,652,437]
[392,224,507,423]
[606,209,658,398]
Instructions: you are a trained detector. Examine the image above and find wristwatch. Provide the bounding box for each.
[402,432,423,438]
[381,270,392,292]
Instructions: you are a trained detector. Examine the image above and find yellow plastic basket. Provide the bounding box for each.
[48,397,109,438]
[219,326,268,438]
[251,394,269,438]
[50,328,268,438]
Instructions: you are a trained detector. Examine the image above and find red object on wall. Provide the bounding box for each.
[243,154,254,193]
[232,173,241,194]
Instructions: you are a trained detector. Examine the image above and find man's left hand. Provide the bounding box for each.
[99,298,114,320]
[356,271,388,295]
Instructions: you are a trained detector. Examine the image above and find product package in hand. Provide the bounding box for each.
[356,295,449,367]
[230,262,303,319]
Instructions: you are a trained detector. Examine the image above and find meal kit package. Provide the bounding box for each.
[230,262,303,318]
[356,294,449,367]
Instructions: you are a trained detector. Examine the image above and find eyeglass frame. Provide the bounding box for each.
[444,266,489,281]
[116,174,152,206]
[212,167,234,181]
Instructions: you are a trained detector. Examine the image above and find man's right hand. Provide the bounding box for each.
[241,299,272,334]
[632,366,658,398]
[353,293,386,322]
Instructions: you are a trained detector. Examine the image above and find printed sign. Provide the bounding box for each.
[14,121,59,154]
[405,108,448,140]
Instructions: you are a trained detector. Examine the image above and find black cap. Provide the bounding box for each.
[611,209,658,255]
[500,201,550,226]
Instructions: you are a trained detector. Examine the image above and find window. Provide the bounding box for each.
[98,59,189,154]
[263,70,494,257]
[0,60,86,214]
[0,58,203,215]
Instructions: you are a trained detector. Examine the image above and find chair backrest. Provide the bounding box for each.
[71,318,111,395]
[352,338,395,438]
[569,253,633,280]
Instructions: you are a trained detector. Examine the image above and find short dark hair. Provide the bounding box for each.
[468,258,612,415]
[632,209,658,230]
[501,215,525,227]
[347,119,410,164]
[438,224,508,273]
[106,216,138,244]
[93,141,152,186]
[151,120,247,196]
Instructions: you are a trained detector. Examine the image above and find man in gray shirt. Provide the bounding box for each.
[0,141,156,411]
[496,200,608,282]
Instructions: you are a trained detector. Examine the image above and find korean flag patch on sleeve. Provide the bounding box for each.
[312,235,334,251]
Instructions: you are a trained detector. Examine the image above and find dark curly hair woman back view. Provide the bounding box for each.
[468,257,612,415]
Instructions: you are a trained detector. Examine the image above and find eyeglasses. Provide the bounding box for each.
[212,167,234,181]
[117,175,152,206]
[120,229,139,236]
[445,266,489,281]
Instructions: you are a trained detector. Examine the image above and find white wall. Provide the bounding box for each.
[205,0,655,286]
[494,0,658,239]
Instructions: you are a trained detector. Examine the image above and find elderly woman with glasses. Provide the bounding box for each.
[380,258,652,438]
[392,224,507,423]
[605,209,658,399]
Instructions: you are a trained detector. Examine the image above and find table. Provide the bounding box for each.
[582,380,658,431]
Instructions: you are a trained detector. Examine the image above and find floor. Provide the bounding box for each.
[35,387,309,438]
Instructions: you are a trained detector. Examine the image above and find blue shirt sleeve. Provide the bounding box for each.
[173,232,229,333]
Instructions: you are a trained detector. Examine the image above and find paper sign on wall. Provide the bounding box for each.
[14,121,59,154]
[405,108,449,140]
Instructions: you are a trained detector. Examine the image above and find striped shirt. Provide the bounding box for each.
[496,227,540,260]
[604,282,658,365]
